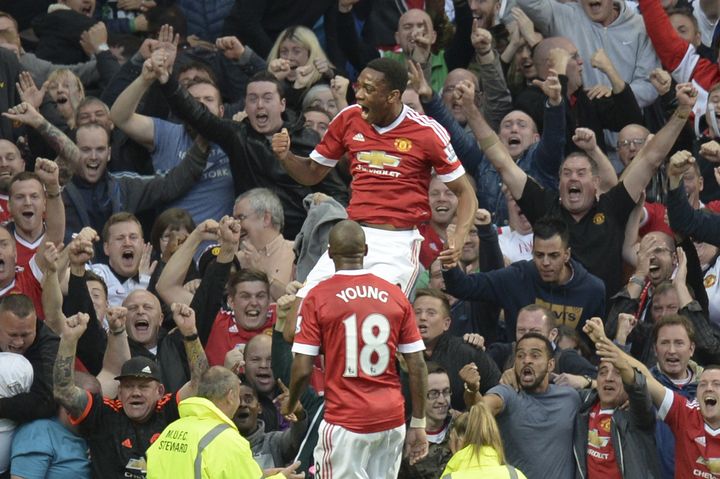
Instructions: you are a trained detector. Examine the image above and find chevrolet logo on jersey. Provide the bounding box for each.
[357,151,401,169]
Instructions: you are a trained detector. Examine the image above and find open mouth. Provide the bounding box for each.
[254,112,269,126]
[134,319,150,332]
[434,206,450,214]
[567,185,582,201]
[86,162,100,172]
[649,264,660,273]
[705,397,718,407]
[245,308,261,319]
[665,357,680,367]
[508,137,521,147]
[587,0,603,13]
[56,96,68,105]
[359,105,370,120]
[418,324,428,335]
[236,410,251,420]
[602,384,616,392]
[121,250,135,263]
[21,211,34,220]
[521,366,534,381]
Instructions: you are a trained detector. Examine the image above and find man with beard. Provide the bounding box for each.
[478,332,581,478]
[587,318,720,479]
[110,52,235,225]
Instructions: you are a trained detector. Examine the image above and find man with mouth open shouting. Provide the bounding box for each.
[585,317,720,479]
[272,57,477,304]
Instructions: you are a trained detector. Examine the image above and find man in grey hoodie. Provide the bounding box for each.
[234,383,308,470]
[512,0,660,108]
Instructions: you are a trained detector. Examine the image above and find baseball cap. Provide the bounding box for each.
[115,357,163,382]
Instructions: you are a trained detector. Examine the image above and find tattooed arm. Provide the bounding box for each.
[172,303,209,400]
[3,101,80,167]
[53,313,91,418]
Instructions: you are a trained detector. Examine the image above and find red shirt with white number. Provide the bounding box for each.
[659,389,720,478]
[293,270,424,433]
[586,403,622,479]
[310,105,465,229]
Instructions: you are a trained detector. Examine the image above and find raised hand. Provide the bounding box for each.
[80,22,108,57]
[155,24,179,71]
[532,68,562,105]
[409,30,433,64]
[224,346,245,375]
[149,48,170,84]
[330,75,350,105]
[667,149,696,188]
[454,79,477,112]
[615,312,637,344]
[217,215,241,251]
[35,157,61,189]
[572,128,597,152]
[511,7,536,43]
[675,82,698,109]
[194,219,220,242]
[138,242,157,277]
[586,85,612,100]
[635,233,658,279]
[582,317,607,344]
[170,302,197,336]
[590,48,613,73]
[459,362,481,391]
[406,61,433,102]
[271,128,291,162]
[61,313,90,343]
[107,306,128,334]
[42,242,62,273]
[17,72,46,109]
[649,68,672,96]
[215,36,245,61]
[3,101,45,128]
[673,246,687,286]
[269,58,292,81]
[474,208,491,226]
[68,237,95,266]
[700,141,720,163]
[314,58,331,76]
[471,19,493,56]
[547,48,570,75]
[276,378,303,421]
[294,64,316,89]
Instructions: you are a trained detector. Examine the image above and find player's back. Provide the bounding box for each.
[296,270,422,433]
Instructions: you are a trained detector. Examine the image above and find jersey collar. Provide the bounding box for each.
[372,105,408,135]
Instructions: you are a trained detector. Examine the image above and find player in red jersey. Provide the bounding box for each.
[587,318,720,479]
[283,220,429,478]
[272,57,477,301]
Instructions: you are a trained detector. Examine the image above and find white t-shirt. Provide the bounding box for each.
[0,353,33,473]
[498,226,534,264]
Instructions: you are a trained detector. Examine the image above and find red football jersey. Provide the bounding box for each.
[293,270,424,433]
[204,305,276,366]
[0,255,44,318]
[0,195,10,224]
[6,222,44,270]
[659,389,720,478]
[586,403,622,479]
[417,222,443,269]
[639,202,673,238]
[310,105,465,229]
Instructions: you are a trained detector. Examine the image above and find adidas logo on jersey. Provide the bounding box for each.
[353,133,365,142]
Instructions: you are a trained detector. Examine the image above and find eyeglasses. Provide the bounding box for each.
[617,139,646,148]
[427,388,452,400]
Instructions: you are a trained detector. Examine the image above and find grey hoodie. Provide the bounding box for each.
[244,418,309,470]
[509,0,659,108]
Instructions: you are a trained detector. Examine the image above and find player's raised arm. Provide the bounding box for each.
[271,128,332,186]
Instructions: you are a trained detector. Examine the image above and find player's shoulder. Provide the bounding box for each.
[333,104,363,122]
[402,107,450,144]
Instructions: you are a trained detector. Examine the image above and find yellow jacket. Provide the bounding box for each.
[440,445,528,479]
[146,396,284,479]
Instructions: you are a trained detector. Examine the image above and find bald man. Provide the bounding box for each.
[285,220,429,477]
[0,139,26,222]
[617,124,650,167]
[516,36,644,154]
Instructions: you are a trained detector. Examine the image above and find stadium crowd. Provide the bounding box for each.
[1,0,720,477]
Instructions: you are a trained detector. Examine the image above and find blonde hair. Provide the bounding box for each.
[267,25,332,86]
[46,69,85,127]
[453,403,506,464]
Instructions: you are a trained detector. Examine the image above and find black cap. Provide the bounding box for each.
[114,357,163,382]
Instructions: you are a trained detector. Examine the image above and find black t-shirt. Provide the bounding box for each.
[72,391,180,479]
[518,178,635,298]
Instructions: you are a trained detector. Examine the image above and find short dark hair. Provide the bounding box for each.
[102,212,142,242]
[414,288,451,318]
[146,6,187,39]
[226,269,269,297]
[652,314,696,344]
[75,96,109,123]
[366,57,408,94]
[516,332,554,358]
[248,71,286,99]
[177,60,218,85]
[303,106,331,120]
[9,171,43,195]
[533,216,569,247]
[0,294,35,318]
[426,361,448,376]
[561,152,599,176]
[150,208,196,253]
[76,121,111,143]
[185,78,222,102]
[84,270,108,299]
[667,7,699,30]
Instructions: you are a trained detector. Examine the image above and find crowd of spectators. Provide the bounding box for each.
[1,0,720,477]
